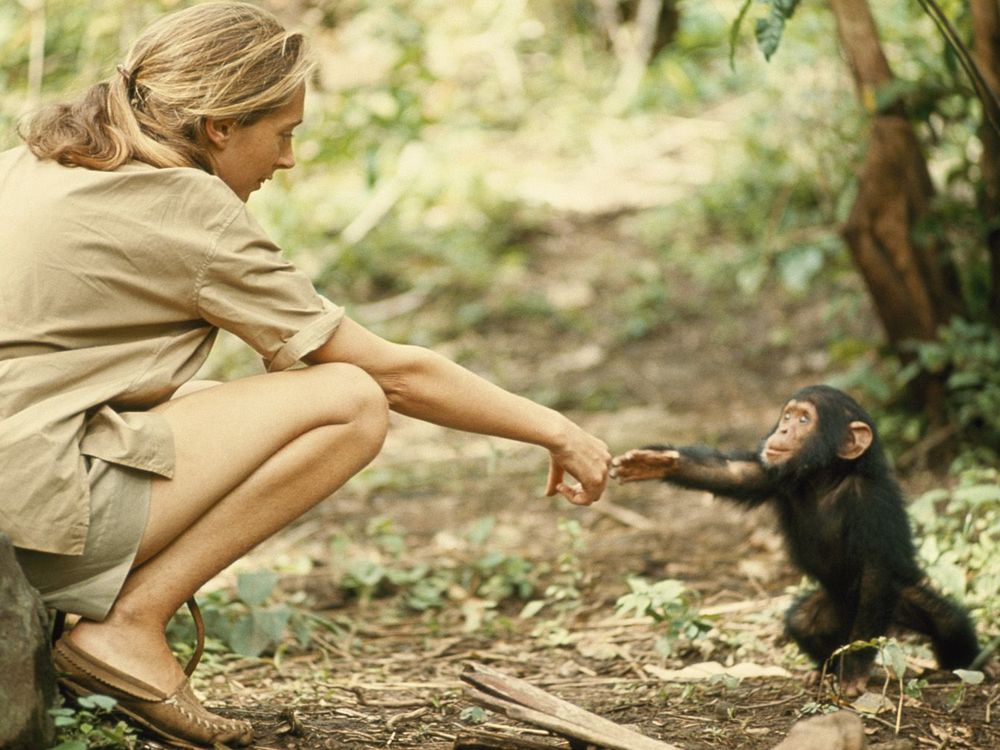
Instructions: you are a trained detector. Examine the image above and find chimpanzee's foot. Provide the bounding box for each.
[837,673,870,697]
[803,668,868,697]
[803,669,823,687]
[981,658,1000,680]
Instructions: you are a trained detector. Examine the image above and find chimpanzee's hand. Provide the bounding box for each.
[610,448,680,482]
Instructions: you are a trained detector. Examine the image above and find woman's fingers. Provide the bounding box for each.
[545,456,564,497]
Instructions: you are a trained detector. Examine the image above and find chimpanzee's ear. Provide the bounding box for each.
[838,421,873,460]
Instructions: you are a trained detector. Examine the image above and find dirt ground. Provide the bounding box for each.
[111,210,1000,750]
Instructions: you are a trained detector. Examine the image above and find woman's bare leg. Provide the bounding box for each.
[65,363,389,693]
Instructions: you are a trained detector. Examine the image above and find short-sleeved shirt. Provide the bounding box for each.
[0,146,344,555]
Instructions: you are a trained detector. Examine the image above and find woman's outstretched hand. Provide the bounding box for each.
[545,428,611,506]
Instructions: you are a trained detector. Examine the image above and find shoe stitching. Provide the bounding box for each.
[165,696,246,735]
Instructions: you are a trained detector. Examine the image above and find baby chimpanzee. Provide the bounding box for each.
[611,385,990,695]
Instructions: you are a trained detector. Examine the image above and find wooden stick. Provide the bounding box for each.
[461,662,681,750]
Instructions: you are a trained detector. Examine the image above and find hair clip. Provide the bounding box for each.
[116,64,142,106]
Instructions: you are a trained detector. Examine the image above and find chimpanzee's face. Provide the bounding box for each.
[760,399,818,466]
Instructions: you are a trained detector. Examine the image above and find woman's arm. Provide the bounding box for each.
[306,317,610,505]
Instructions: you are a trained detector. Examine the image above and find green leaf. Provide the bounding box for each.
[237,570,278,607]
[755,9,786,61]
[475,550,506,571]
[953,669,984,685]
[346,559,385,588]
[519,599,546,619]
[459,706,488,724]
[465,516,496,546]
[881,641,908,679]
[77,694,117,712]
[947,371,982,389]
[229,608,290,657]
[954,484,1000,506]
[778,246,825,293]
[773,0,801,15]
[873,79,918,112]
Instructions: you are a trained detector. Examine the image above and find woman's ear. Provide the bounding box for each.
[203,117,238,150]
[838,421,873,460]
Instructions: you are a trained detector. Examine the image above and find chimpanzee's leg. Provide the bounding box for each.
[785,589,849,672]
[893,580,980,669]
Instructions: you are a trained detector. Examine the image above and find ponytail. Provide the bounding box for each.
[18,2,312,172]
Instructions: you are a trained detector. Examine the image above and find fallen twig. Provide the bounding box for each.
[461,661,681,750]
[385,706,429,730]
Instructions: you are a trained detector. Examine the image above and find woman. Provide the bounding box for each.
[0,3,610,746]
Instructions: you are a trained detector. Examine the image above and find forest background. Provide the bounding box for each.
[2,1,999,748]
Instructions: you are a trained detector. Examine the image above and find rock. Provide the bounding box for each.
[771,710,866,750]
[0,533,56,749]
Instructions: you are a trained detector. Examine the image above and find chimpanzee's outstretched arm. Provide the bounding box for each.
[612,445,776,505]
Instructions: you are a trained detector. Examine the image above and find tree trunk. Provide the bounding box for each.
[828,0,968,432]
[971,0,1000,317]
[828,0,965,347]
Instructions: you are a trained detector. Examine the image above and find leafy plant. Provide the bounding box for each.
[615,578,711,656]
[49,694,137,750]
[797,700,839,717]
[901,318,1000,463]
[909,467,1000,632]
[542,518,587,607]
[730,0,802,62]
[458,706,488,725]
[904,677,929,699]
[825,637,910,732]
[947,668,985,711]
[167,570,344,660]
[328,514,544,621]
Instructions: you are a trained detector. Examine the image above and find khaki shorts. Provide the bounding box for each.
[15,456,151,621]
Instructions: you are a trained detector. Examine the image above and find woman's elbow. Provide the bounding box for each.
[378,344,437,410]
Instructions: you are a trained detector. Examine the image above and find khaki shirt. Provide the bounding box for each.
[0,146,344,554]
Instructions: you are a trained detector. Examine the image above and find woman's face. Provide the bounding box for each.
[206,85,305,202]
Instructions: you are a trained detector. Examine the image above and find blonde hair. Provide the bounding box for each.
[20,2,314,171]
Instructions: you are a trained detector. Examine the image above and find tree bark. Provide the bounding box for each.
[828,0,964,347]
[971,0,1000,316]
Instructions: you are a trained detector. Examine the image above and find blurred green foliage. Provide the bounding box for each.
[0,0,852,365]
[3,0,998,466]
[910,467,1000,632]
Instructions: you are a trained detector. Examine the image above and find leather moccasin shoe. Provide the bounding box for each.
[53,635,253,748]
